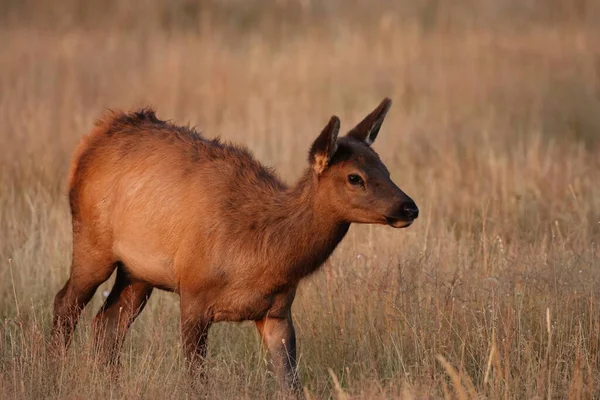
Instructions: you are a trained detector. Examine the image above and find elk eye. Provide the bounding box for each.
[348,174,363,185]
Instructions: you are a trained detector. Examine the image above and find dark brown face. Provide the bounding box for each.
[308,98,418,228]
[324,138,418,228]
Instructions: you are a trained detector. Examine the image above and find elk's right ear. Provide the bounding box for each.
[308,116,340,175]
[347,97,392,146]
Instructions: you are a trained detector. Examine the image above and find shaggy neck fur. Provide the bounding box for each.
[242,168,350,282]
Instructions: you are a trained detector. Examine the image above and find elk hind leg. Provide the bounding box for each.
[92,266,153,366]
[51,240,116,354]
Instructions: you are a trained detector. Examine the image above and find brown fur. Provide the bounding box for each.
[50,99,418,395]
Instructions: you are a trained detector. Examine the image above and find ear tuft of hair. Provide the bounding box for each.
[308,116,340,175]
[347,98,392,146]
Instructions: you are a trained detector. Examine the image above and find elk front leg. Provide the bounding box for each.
[180,294,212,377]
[256,313,302,395]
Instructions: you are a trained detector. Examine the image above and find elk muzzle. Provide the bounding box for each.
[385,200,419,228]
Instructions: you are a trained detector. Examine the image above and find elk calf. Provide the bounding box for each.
[51,98,418,394]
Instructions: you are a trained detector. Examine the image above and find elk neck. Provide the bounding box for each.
[252,168,350,282]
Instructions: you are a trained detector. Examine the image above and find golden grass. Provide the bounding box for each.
[1,1,600,398]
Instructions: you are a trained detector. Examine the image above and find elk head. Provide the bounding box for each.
[308,98,418,228]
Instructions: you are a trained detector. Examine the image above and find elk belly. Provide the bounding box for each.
[113,241,177,290]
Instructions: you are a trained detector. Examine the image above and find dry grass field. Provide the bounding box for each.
[1,1,600,398]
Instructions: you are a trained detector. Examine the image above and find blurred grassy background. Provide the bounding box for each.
[1,0,600,398]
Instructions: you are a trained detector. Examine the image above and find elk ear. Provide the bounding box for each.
[308,115,340,175]
[347,98,392,146]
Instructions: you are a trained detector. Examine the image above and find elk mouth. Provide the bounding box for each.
[384,216,414,228]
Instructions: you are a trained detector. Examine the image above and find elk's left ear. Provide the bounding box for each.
[347,98,392,146]
[309,115,340,175]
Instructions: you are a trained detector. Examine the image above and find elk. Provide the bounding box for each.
[50,98,418,394]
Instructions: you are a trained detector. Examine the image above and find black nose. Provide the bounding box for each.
[402,202,419,219]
